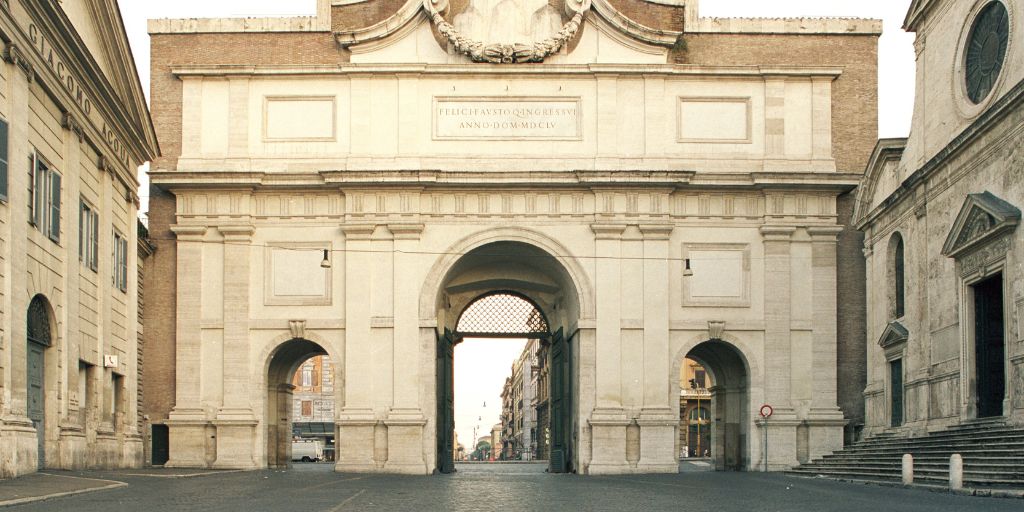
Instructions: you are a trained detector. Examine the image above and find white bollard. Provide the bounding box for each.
[902,454,914,485]
[949,454,963,491]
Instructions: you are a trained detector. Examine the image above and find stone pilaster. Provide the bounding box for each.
[384,222,427,474]
[637,224,676,473]
[213,225,258,469]
[759,226,798,470]
[806,226,847,460]
[165,225,210,468]
[587,223,629,474]
[336,223,377,472]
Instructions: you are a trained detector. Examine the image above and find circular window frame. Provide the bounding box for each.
[953,0,1014,117]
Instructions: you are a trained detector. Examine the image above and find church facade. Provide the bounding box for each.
[0,0,158,478]
[857,0,1024,436]
[144,0,880,474]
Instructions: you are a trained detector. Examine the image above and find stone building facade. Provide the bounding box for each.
[679,358,712,458]
[500,340,539,460]
[0,0,158,478]
[856,0,1024,435]
[144,0,880,474]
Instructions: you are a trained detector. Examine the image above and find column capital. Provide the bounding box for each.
[806,225,844,242]
[218,225,255,242]
[639,224,674,240]
[170,225,208,241]
[341,223,377,240]
[759,226,796,241]
[388,223,425,241]
[591,223,628,240]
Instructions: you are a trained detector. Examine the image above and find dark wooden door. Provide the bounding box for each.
[152,424,170,466]
[436,329,456,473]
[27,340,45,469]
[974,275,1005,418]
[890,358,903,427]
[549,328,572,473]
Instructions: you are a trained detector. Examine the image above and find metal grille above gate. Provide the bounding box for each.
[455,291,550,338]
[27,296,52,346]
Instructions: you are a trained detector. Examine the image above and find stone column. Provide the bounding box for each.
[336,223,377,472]
[760,226,798,469]
[587,223,629,474]
[637,224,676,472]
[165,225,210,468]
[213,225,258,469]
[807,226,846,460]
[385,222,427,474]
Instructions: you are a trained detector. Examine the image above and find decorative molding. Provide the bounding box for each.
[3,44,35,82]
[341,224,378,240]
[759,226,797,241]
[942,192,1020,259]
[708,321,726,341]
[877,320,909,350]
[590,223,628,240]
[62,113,85,142]
[638,224,673,240]
[289,320,307,340]
[218,225,256,242]
[425,0,589,64]
[170,225,208,241]
[388,223,426,240]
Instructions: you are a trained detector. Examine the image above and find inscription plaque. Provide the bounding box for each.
[433,97,582,141]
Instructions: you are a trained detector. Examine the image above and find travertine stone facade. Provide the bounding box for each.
[857,0,1024,435]
[145,0,879,474]
[0,0,158,478]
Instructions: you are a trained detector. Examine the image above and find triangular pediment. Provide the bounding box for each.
[941,192,1021,258]
[877,321,909,350]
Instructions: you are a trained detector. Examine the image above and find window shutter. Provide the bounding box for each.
[79,201,85,262]
[0,119,8,200]
[120,237,128,291]
[30,155,41,226]
[49,171,61,243]
[91,211,99,271]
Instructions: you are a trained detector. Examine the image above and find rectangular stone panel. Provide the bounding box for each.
[682,244,751,307]
[264,96,336,141]
[432,97,582,141]
[264,243,332,305]
[677,97,752,143]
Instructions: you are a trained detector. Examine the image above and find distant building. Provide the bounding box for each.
[501,340,542,460]
[290,355,336,461]
[679,359,712,458]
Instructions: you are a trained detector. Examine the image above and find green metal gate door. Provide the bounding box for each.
[549,328,572,473]
[27,341,45,468]
[436,328,456,473]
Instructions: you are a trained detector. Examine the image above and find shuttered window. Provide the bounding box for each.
[0,119,9,201]
[29,152,61,243]
[112,230,128,292]
[79,199,99,271]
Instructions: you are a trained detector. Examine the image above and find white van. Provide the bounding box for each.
[291,439,323,462]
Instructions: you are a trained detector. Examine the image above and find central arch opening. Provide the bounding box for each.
[434,241,581,475]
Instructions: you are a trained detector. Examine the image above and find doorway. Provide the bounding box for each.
[973,274,1005,418]
[27,295,53,470]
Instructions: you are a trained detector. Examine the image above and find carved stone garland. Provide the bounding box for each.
[424,0,590,64]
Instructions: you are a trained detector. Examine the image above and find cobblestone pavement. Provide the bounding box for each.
[3,463,1022,512]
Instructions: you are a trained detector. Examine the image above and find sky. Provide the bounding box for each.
[116,0,916,451]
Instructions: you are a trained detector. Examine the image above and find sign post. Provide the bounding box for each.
[759,404,774,472]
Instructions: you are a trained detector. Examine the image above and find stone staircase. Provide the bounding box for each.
[787,419,1024,488]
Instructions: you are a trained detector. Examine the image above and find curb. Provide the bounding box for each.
[0,475,127,508]
[787,474,1024,499]
[115,469,250,479]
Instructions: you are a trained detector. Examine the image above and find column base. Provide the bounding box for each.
[336,415,377,473]
[165,412,212,468]
[383,410,428,475]
[0,415,40,478]
[588,408,630,473]
[637,410,679,472]
[212,419,259,469]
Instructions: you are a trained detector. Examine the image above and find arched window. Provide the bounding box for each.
[688,407,710,423]
[897,234,905,317]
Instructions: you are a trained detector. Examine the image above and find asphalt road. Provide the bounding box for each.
[5,462,1022,512]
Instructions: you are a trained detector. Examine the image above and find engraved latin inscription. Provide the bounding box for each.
[434,97,582,140]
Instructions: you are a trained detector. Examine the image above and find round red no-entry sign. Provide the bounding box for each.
[759,404,774,418]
